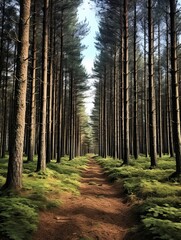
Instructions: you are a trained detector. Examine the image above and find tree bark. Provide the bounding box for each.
[170,0,181,175]
[57,10,64,163]
[1,0,31,190]
[27,0,37,162]
[133,2,139,159]
[123,0,129,164]
[37,0,49,172]
[148,0,157,167]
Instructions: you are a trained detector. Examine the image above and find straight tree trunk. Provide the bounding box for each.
[157,19,163,157]
[103,68,108,158]
[1,0,31,190]
[123,0,129,164]
[0,0,5,88]
[1,40,10,157]
[148,0,157,167]
[120,33,124,160]
[144,13,149,157]
[57,10,64,163]
[170,0,181,175]
[166,8,174,157]
[27,0,37,162]
[46,0,53,163]
[69,71,74,160]
[0,0,6,156]
[113,52,118,159]
[133,2,139,159]
[37,0,49,172]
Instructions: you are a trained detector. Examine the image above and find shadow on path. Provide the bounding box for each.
[33,159,139,240]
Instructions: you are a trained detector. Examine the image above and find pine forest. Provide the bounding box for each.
[0,0,181,240]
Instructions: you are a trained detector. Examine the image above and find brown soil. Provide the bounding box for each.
[33,159,138,240]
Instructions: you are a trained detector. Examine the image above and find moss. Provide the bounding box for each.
[0,197,38,240]
[0,155,88,239]
[95,155,181,240]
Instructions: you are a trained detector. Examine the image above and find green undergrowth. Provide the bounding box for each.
[96,155,181,240]
[0,155,88,240]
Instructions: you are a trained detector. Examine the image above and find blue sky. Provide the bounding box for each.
[78,1,98,75]
[78,0,181,115]
[78,0,99,115]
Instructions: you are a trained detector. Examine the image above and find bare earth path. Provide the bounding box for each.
[33,159,137,240]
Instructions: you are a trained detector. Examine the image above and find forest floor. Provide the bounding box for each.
[33,158,139,240]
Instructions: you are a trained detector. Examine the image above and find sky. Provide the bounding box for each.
[78,0,181,115]
[78,0,99,115]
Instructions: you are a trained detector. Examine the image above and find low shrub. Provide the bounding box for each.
[0,155,88,239]
[0,197,38,240]
[95,155,181,240]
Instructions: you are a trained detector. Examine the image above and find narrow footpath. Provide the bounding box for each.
[33,159,137,240]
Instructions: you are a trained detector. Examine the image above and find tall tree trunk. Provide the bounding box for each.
[148,0,157,167]
[166,7,174,157]
[46,0,53,163]
[1,0,31,190]
[69,71,74,160]
[170,0,181,176]
[123,0,129,164]
[0,0,5,88]
[133,2,139,159]
[1,40,10,158]
[0,0,6,156]
[99,79,103,156]
[157,19,163,157]
[57,10,64,163]
[27,0,37,162]
[37,0,49,172]
[119,33,124,160]
[103,68,108,158]
[144,13,149,157]
[113,51,118,159]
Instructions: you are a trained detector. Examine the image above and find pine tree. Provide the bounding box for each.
[1,0,31,190]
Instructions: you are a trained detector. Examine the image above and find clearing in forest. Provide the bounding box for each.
[33,159,137,240]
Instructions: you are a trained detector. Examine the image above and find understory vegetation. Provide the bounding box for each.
[0,156,88,240]
[95,156,181,240]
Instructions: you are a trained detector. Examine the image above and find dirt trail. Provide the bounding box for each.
[33,159,137,240]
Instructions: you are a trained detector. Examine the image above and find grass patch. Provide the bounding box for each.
[96,155,181,240]
[0,155,88,240]
[0,197,38,240]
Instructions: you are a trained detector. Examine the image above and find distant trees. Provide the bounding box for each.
[0,0,91,190]
[92,0,181,174]
[1,0,181,191]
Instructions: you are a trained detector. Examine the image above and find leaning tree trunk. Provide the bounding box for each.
[170,0,181,176]
[1,0,31,190]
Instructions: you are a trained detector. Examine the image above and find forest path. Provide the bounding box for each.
[33,158,137,240]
